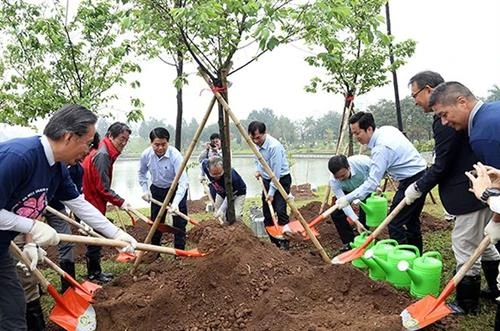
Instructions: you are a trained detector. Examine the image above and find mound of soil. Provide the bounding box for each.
[291,183,317,199]
[92,212,456,331]
[188,196,210,214]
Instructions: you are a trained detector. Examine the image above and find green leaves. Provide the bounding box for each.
[0,0,143,124]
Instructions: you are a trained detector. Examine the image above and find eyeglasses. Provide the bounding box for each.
[411,86,426,99]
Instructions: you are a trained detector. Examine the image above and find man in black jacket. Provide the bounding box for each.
[404,71,500,314]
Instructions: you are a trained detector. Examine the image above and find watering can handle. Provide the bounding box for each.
[423,251,442,260]
[376,239,399,246]
[396,244,421,257]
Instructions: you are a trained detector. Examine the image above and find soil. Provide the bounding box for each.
[88,201,457,331]
[188,196,210,214]
[290,183,317,199]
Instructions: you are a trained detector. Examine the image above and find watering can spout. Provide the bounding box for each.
[397,260,423,285]
[363,249,392,278]
[356,200,370,213]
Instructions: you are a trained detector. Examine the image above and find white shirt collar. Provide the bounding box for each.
[40,135,56,166]
[468,100,484,137]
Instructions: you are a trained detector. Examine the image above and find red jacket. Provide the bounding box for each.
[82,137,124,214]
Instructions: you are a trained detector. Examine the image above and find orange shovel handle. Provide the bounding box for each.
[258,177,281,234]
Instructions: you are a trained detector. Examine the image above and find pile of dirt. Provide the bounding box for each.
[92,213,455,330]
[290,183,317,199]
[188,196,210,214]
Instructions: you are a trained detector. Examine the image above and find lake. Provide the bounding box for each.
[111,156,332,208]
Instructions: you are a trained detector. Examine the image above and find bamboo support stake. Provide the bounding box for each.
[319,185,330,214]
[200,70,330,264]
[132,96,217,272]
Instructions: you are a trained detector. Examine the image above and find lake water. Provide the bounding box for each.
[111,156,332,208]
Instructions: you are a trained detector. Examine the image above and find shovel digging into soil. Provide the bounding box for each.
[282,203,339,239]
[127,207,186,235]
[58,234,206,257]
[400,236,492,330]
[258,177,285,240]
[331,199,407,265]
[10,242,97,331]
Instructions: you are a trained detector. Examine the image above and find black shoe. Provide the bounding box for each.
[455,275,481,315]
[481,260,500,300]
[60,261,76,293]
[26,298,46,331]
[101,271,114,278]
[279,240,290,251]
[88,272,113,284]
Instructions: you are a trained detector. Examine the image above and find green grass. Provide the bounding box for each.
[39,185,496,330]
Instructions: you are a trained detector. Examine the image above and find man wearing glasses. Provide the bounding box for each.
[405,72,500,314]
[201,156,247,224]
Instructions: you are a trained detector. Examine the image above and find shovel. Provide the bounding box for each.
[400,236,491,330]
[127,207,186,235]
[10,242,97,331]
[258,177,285,240]
[43,256,101,302]
[150,197,200,226]
[331,199,407,265]
[58,234,206,257]
[46,206,136,263]
[283,203,339,238]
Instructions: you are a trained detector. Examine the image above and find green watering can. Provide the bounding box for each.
[357,192,388,227]
[366,244,420,289]
[397,251,442,298]
[350,231,375,268]
[360,239,399,281]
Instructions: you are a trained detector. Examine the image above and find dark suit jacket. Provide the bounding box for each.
[416,116,484,215]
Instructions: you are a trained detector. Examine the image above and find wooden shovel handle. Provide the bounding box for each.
[309,204,339,228]
[9,242,50,289]
[201,181,216,206]
[258,177,281,232]
[454,236,491,284]
[371,199,407,239]
[45,206,104,238]
[150,198,199,225]
[58,234,179,255]
[319,185,331,214]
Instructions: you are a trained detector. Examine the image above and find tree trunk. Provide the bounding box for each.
[217,69,235,223]
[175,50,184,150]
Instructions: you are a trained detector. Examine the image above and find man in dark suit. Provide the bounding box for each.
[404,71,500,314]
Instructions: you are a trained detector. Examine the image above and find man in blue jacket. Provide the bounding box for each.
[201,156,247,224]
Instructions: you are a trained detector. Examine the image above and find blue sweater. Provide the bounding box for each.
[201,159,247,198]
[470,101,500,168]
[0,136,79,255]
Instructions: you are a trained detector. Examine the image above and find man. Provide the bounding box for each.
[44,132,101,293]
[327,154,369,252]
[198,132,222,161]
[336,112,427,254]
[82,122,132,282]
[404,72,500,313]
[201,156,247,224]
[248,121,291,250]
[430,82,500,322]
[139,127,189,250]
[0,104,136,330]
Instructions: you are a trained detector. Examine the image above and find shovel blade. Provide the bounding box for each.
[80,281,102,296]
[115,252,136,263]
[331,246,365,265]
[49,287,96,331]
[284,220,308,234]
[265,225,285,240]
[401,295,452,330]
[174,248,206,257]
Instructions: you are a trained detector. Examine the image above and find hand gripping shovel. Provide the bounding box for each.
[127,207,186,235]
[46,206,136,263]
[58,234,206,258]
[43,256,101,302]
[150,197,200,226]
[282,203,339,238]
[10,243,97,331]
[258,177,285,240]
[400,236,492,330]
[331,199,407,265]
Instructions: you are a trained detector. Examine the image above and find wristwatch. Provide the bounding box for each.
[480,188,500,204]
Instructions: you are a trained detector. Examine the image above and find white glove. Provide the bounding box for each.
[485,219,500,244]
[404,183,422,205]
[141,192,152,202]
[199,175,207,183]
[113,229,137,253]
[22,243,47,271]
[121,200,132,211]
[16,261,31,276]
[170,202,179,214]
[287,194,295,201]
[214,208,225,219]
[29,221,59,246]
[79,221,92,233]
[336,197,350,209]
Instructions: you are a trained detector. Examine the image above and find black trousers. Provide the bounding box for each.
[150,184,188,249]
[330,199,367,245]
[388,170,426,255]
[262,174,291,227]
[0,252,26,330]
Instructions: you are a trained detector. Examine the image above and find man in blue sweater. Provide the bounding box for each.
[201,156,247,224]
[0,104,137,330]
[429,81,500,324]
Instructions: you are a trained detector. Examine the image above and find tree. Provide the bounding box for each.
[486,85,500,102]
[0,0,143,124]
[138,118,173,140]
[300,0,415,152]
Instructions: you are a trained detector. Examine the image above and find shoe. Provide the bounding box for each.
[455,275,481,315]
[26,298,46,331]
[481,260,500,300]
[59,261,76,293]
[279,240,289,251]
[88,272,113,284]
